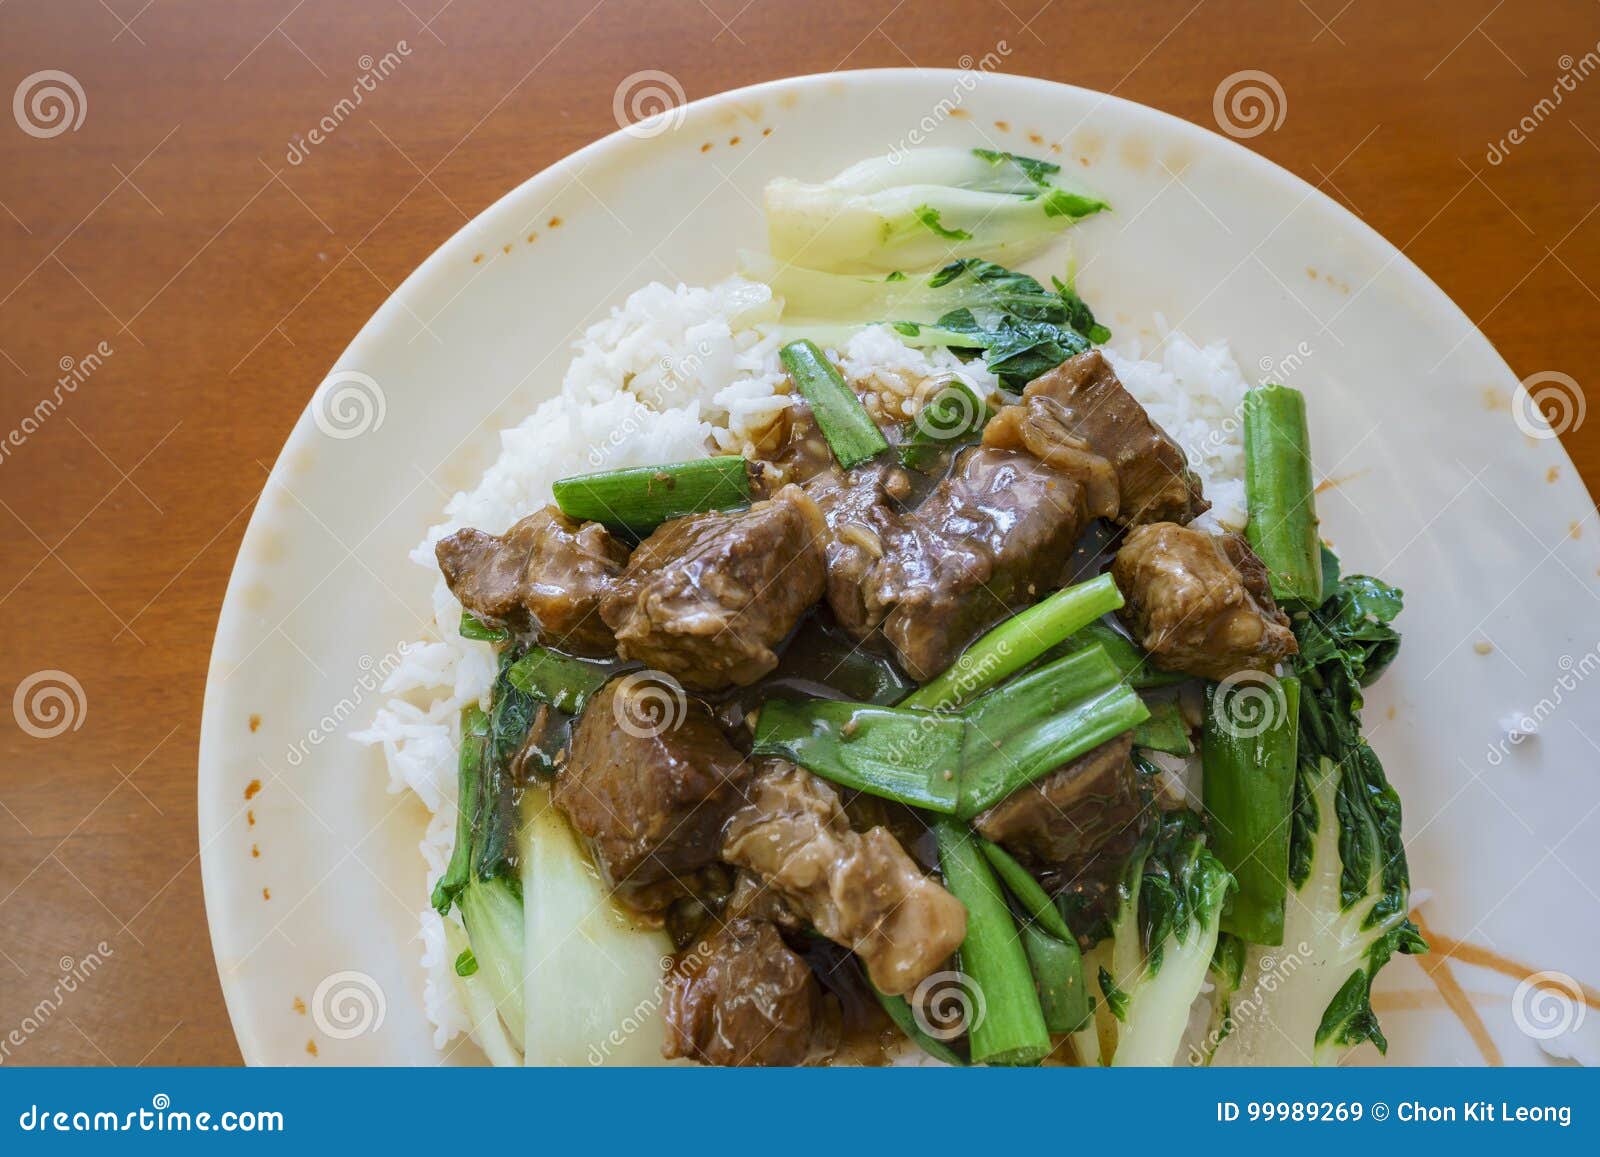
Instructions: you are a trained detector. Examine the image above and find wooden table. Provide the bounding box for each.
[1,0,1595,1066]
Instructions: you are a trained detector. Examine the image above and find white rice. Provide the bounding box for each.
[1104,321,1252,536]
[352,276,1254,1053]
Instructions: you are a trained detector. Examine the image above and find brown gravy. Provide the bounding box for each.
[1406,908,1599,1065]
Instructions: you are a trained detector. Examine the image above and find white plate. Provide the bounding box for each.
[200,70,1600,1066]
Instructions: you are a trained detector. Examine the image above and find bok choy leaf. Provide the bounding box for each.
[765,148,1107,274]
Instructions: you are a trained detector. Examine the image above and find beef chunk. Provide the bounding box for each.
[1022,351,1208,526]
[867,447,1088,680]
[981,396,1120,519]
[972,733,1143,868]
[722,761,967,996]
[1112,522,1297,681]
[721,872,802,935]
[664,917,840,1066]
[553,677,748,911]
[600,485,827,690]
[435,506,628,656]
[802,464,907,637]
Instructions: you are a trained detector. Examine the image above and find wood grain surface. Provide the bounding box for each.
[0,0,1596,1066]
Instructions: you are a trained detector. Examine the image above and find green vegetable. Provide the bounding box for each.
[980,836,1093,1036]
[904,313,1083,393]
[915,204,973,241]
[459,611,510,642]
[1212,932,1247,990]
[746,253,1110,392]
[430,700,526,1051]
[978,838,1074,942]
[503,647,615,715]
[1088,810,1234,1066]
[1196,933,1247,1064]
[883,263,1108,391]
[744,253,1106,342]
[1203,675,1300,945]
[1098,966,1130,1021]
[477,650,537,881]
[454,947,478,977]
[1294,560,1403,695]
[971,147,1062,185]
[750,698,965,813]
[552,457,751,534]
[1211,569,1423,1065]
[873,988,966,1066]
[431,705,491,916]
[751,641,1146,821]
[765,147,1107,275]
[935,819,1051,1066]
[958,648,1148,819]
[457,871,525,1052]
[1057,619,1187,689]
[778,339,889,469]
[1021,923,1092,1034]
[1132,696,1193,756]
[441,921,521,1066]
[1243,384,1322,606]
[901,574,1124,711]
[520,786,678,1064]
